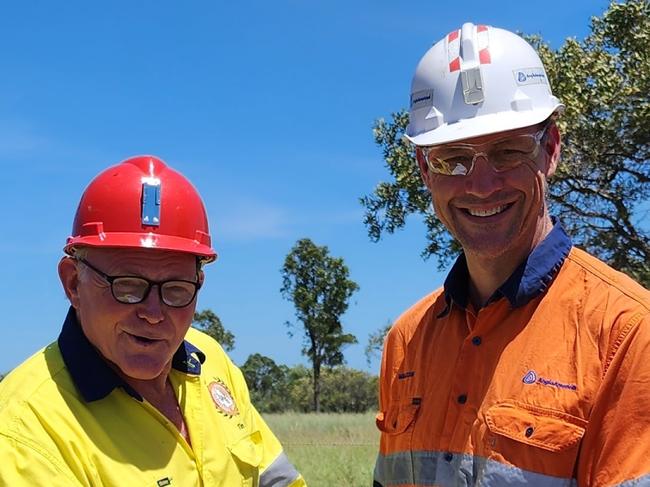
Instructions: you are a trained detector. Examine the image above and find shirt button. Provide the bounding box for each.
[471,336,482,346]
[444,452,453,462]
[457,394,467,404]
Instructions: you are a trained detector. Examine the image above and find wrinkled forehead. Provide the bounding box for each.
[82,247,198,276]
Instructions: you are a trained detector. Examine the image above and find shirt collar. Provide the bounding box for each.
[58,307,205,403]
[442,218,572,313]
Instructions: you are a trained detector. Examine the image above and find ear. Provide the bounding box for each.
[543,123,561,178]
[58,257,81,309]
[415,147,432,187]
[197,269,205,287]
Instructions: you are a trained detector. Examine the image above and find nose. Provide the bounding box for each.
[464,155,503,198]
[136,284,165,324]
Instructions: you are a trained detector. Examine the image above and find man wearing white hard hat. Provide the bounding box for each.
[373,23,650,486]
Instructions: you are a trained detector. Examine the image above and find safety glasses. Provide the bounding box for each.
[419,125,549,176]
[77,258,201,308]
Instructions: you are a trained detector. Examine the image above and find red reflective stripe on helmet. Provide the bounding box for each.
[448,30,459,42]
[449,58,461,72]
[479,48,491,64]
[477,24,488,32]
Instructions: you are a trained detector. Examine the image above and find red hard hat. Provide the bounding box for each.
[64,155,217,263]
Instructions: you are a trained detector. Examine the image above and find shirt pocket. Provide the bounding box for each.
[376,399,421,436]
[375,400,422,485]
[483,401,587,477]
[228,430,263,487]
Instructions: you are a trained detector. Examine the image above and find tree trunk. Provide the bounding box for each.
[313,361,321,413]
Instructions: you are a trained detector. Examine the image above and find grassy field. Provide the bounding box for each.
[263,412,379,487]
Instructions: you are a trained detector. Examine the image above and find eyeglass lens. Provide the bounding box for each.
[424,132,543,176]
[111,277,197,307]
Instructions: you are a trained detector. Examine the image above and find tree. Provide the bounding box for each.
[284,365,378,413]
[361,0,650,286]
[365,321,392,366]
[318,367,378,413]
[192,309,235,351]
[241,354,291,413]
[280,238,359,412]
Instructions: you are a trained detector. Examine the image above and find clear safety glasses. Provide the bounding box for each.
[419,125,550,177]
[77,258,201,308]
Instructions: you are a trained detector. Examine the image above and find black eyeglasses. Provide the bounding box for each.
[77,258,201,308]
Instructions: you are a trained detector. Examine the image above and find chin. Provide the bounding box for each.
[463,241,514,260]
[115,356,170,381]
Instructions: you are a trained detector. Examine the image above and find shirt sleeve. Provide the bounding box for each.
[374,324,406,487]
[0,433,84,487]
[228,361,306,487]
[577,313,650,486]
[378,324,406,413]
[250,405,306,487]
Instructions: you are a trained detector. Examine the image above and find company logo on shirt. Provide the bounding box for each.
[522,370,577,391]
[157,477,172,486]
[522,370,537,384]
[208,379,239,417]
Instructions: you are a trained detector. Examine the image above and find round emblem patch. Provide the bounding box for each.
[208,380,239,417]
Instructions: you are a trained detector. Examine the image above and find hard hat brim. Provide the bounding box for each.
[64,234,217,263]
[406,104,563,147]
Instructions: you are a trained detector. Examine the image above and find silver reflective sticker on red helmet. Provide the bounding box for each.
[141,182,161,227]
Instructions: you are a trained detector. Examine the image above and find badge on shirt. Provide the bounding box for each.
[208,379,239,417]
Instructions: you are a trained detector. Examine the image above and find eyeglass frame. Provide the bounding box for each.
[416,123,551,177]
[76,257,202,308]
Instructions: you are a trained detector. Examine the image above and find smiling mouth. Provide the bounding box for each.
[462,203,513,217]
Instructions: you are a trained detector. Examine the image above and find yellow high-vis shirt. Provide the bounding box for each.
[0,308,305,487]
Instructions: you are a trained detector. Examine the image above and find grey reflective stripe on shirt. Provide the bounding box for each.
[616,473,650,487]
[260,451,300,487]
[374,450,577,486]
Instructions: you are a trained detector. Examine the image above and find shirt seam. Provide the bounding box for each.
[566,251,650,311]
[0,430,81,484]
[603,312,645,377]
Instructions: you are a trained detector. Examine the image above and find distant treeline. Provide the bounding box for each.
[0,361,379,414]
[241,353,378,413]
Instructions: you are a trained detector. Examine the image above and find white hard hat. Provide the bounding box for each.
[405,22,564,146]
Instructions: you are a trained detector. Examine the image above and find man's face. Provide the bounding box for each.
[417,124,558,260]
[60,247,201,382]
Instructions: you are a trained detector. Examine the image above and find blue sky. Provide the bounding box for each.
[1,0,609,374]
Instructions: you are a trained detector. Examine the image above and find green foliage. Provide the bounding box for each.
[360,109,462,268]
[281,238,359,412]
[192,309,235,352]
[241,358,378,414]
[365,322,392,366]
[286,366,378,413]
[361,0,650,285]
[241,353,292,413]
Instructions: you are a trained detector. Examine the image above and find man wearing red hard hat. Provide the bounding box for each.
[0,156,306,486]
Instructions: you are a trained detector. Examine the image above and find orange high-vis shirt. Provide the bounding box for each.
[374,223,650,486]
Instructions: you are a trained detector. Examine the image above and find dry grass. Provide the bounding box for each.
[263,412,379,487]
